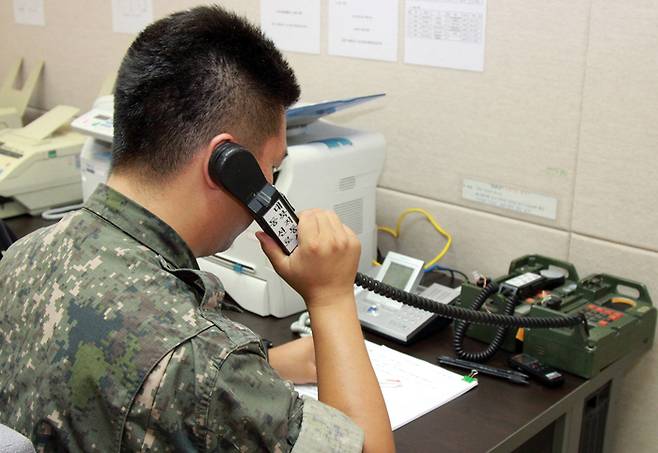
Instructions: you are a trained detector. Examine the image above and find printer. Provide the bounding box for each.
[0,58,43,129]
[73,94,386,318]
[0,105,85,218]
[70,95,114,201]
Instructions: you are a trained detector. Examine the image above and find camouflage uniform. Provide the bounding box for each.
[0,184,363,452]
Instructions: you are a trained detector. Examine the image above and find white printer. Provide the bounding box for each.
[0,105,85,218]
[73,94,386,318]
[70,95,114,201]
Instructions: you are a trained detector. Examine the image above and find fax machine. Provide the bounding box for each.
[0,105,85,218]
[198,120,386,317]
[0,58,43,129]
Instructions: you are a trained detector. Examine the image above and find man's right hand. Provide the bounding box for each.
[256,209,361,309]
[258,208,395,453]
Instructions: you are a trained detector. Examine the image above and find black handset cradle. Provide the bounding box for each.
[208,142,588,333]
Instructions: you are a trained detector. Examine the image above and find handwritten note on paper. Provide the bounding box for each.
[328,0,399,62]
[261,0,321,54]
[296,341,477,429]
[112,0,153,34]
[13,0,45,26]
[405,0,487,71]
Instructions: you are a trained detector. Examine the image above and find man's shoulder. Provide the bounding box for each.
[4,209,125,265]
[1,208,197,304]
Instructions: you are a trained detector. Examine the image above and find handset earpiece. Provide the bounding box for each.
[208,142,299,255]
[209,142,268,205]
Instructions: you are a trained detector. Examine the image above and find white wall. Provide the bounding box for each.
[1,1,656,450]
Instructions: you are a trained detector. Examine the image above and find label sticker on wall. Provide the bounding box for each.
[462,178,558,220]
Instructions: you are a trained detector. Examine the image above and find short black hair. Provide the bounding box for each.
[112,5,300,178]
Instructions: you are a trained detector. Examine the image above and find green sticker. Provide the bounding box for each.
[48,150,57,158]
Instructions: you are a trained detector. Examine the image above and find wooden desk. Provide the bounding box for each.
[6,214,642,453]
[5,214,57,238]
[227,310,643,453]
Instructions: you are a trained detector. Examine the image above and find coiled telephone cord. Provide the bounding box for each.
[354,272,587,331]
[452,282,516,362]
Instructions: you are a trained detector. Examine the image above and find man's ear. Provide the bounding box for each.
[202,133,235,190]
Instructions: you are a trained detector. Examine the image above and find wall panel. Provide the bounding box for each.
[573,0,658,251]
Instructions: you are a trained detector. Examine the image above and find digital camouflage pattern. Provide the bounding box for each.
[0,184,363,452]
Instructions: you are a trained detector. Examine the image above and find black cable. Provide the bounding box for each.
[427,265,469,283]
[354,272,588,331]
[0,220,17,256]
[452,282,517,362]
[376,247,384,265]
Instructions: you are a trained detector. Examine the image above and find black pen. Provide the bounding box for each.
[437,355,530,385]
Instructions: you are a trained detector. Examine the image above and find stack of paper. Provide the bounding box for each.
[295,341,478,430]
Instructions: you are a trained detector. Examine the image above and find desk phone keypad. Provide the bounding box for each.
[356,291,437,344]
[583,304,624,328]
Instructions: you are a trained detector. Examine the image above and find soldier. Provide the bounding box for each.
[0,5,394,453]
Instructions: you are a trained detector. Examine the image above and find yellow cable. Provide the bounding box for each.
[376,208,452,269]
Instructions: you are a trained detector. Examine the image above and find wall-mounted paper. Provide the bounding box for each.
[405,0,487,72]
[112,0,153,34]
[462,178,558,220]
[13,0,45,26]
[261,0,321,54]
[328,0,399,62]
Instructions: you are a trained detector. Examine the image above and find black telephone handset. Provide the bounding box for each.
[208,142,586,339]
[209,142,299,255]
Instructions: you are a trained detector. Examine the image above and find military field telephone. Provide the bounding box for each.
[454,255,656,378]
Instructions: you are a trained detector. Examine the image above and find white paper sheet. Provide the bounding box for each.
[13,0,45,26]
[261,0,321,54]
[404,0,487,71]
[296,341,477,430]
[112,0,153,34]
[462,178,558,220]
[328,0,399,62]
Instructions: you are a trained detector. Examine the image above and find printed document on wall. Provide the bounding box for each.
[328,0,399,62]
[112,0,153,34]
[261,0,321,54]
[13,0,45,26]
[405,0,487,71]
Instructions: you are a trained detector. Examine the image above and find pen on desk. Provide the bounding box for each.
[437,355,530,385]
